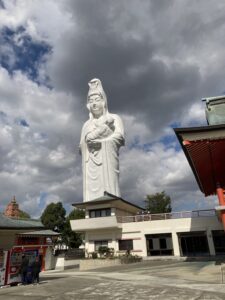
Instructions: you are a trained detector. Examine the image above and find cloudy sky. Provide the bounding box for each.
[0,0,224,217]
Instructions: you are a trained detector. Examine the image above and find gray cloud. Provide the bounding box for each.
[45,0,209,137]
[1,0,225,216]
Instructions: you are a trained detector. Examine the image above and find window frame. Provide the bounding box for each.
[94,240,108,251]
[89,208,111,218]
[118,239,133,251]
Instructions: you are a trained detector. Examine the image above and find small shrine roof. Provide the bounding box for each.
[72,191,143,213]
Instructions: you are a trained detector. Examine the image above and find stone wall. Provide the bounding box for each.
[79,259,121,271]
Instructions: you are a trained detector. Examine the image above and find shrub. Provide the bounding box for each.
[120,254,142,264]
[97,247,115,258]
[91,252,98,259]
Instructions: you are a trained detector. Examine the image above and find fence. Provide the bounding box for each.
[117,209,216,223]
[64,249,85,260]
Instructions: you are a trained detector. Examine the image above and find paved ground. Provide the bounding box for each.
[1,260,225,299]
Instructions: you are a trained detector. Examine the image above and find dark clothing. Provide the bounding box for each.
[21,271,27,284]
[26,265,33,284]
[20,257,29,272]
[31,260,41,284]
[20,257,29,284]
[32,271,40,284]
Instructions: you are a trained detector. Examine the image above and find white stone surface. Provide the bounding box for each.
[80,79,125,202]
[72,212,223,257]
[79,258,121,271]
[70,216,120,231]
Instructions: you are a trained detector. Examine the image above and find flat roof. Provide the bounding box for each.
[174,124,225,196]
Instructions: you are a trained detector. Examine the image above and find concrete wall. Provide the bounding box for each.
[85,229,118,253]
[115,208,135,217]
[45,247,56,270]
[71,216,120,231]
[55,256,80,270]
[80,259,121,271]
[82,216,223,257]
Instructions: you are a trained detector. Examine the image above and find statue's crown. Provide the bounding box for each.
[88,78,105,97]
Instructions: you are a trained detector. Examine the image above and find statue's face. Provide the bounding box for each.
[88,94,104,116]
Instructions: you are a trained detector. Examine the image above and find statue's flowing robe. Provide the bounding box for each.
[80,113,124,202]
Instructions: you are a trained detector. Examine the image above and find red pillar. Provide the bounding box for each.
[216,187,225,230]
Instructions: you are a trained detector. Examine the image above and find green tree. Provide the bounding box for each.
[145,191,172,214]
[61,209,85,249]
[18,209,31,219]
[41,202,66,232]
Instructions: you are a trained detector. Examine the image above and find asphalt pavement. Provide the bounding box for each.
[1,260,225,299]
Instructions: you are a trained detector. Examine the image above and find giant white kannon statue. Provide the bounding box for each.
[80,78,125,202]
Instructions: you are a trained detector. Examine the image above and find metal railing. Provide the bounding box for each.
[116,209,216,223]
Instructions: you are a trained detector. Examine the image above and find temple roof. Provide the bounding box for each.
[174,124,225,197]
[0,213,44,230]
[18,229,59,236]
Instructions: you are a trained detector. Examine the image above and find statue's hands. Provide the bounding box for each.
[86,138,101,152]
[86,135,101,144]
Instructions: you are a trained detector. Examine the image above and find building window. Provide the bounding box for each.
[89,208,111,218]
[94,240,108,251]
[145,233,173,256]
[118,239,133,251]
[212,230,225,255]
[159,238,167,249]
[178,231,209,257]
[148,239,153,250]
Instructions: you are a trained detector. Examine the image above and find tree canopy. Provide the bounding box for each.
[41,202,66,232]
[41,203,85,249]
[61,208,85,249]
[145,191,172,214]
[69,208,85,220]
[18,209,31,219]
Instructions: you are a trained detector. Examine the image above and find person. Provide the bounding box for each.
[20,254,29,285]
[80,78,125,202]
[31,256,41,285]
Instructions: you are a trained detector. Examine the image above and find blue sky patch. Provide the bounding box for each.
[160,134,176,145]
[0,111,7,122]
[39,192,48,212]
[18,119,29,127]
[0,26,51,83]
[15,117,29,127]
[129,123,181,152]
[0,0,5,9]
[129,135,141,150]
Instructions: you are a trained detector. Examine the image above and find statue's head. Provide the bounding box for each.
[87,78,108,118]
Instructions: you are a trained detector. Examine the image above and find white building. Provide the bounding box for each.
[70,192,225,258]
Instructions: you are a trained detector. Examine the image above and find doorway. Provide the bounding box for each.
[178,231,209,256]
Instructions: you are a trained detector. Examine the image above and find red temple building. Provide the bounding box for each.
[175,96,225,230]
[0,198,59,286]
